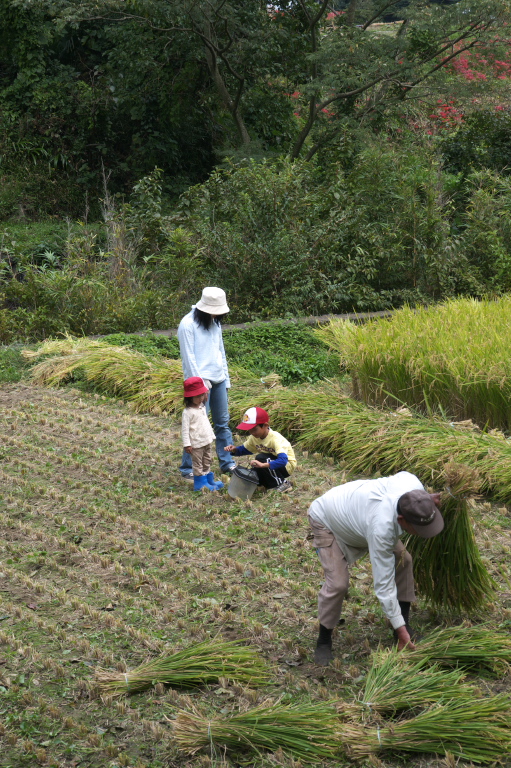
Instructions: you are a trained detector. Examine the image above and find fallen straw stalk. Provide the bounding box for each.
[26,337,256,415]
[173,699,340,761]
[26,338,511,504]
[340,694,511,763]
[94,639,269,697]
[404,623,511,674]
[343,647,472,719]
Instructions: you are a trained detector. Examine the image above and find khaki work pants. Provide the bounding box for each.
[308,514,415,630]
[191,443,212,476]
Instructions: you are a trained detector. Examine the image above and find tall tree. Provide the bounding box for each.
[58,0,511,157]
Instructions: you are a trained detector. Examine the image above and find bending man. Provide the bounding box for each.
[308,471,443,665]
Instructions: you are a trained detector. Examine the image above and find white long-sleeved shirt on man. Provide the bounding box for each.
[308,471,424,629]
[177,307,230,387]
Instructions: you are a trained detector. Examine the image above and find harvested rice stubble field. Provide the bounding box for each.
[1,383,511,768]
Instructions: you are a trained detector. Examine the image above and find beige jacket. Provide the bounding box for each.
[182,404,215,449]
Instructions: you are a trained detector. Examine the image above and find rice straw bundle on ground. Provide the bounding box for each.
[339,694,511,763]
[94,640,269,697]
[340,647,471,720]
[25,338,511,502]
[403,464,495,611]
[28,341,184,412]
[173,699,340,761]
[405,623,511,674]
[26,337,256,416]
[22,334,107,360]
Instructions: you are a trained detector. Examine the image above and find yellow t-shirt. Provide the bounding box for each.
[242,428,296,475]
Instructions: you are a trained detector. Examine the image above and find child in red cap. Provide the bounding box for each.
[182,377,223,491]
[224,407,296,492]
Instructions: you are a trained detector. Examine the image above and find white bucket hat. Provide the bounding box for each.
[196,287,229,315]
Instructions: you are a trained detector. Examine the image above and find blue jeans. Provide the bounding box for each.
[180,379,234,475]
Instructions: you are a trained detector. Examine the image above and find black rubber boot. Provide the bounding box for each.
[392,602,420,644]
[399,601,411,624]
[314,624,333,666]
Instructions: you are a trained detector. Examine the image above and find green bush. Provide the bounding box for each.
[102,332,180,358]
[0,344,29,382]
[175,150,492,319]
[441,108,511,177]
[459,171,511,291]
[223,322,340,385]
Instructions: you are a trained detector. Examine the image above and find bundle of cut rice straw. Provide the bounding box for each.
[94,639,269,697]
[172,699,340,761]
[337,646,473,720]
[403,463,495,611]
[404,623,511,674]
[340,695,511,762]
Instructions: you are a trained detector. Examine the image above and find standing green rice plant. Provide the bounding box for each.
[315,298,511,431]
[94,639,270,697]
[339,695,511,762]
[173,699,341,761]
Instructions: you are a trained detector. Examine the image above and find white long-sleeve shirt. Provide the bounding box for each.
[177,307,230,387]
[308,471,424,629]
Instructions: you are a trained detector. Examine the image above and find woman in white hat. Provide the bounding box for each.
[177,287,236,479]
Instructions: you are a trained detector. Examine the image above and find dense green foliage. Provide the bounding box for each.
[173,152,511,318]
[442,109,511,177]
[1,0,509,216]
[0,345,28,382]
[0,0,218,216]
[1,0,511,335]
[3,148,511,336]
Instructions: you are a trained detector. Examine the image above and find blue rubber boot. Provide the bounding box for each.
[206,472,224,490]
[193,475,211,492]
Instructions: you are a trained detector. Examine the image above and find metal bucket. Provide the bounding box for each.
[228,466,259,500]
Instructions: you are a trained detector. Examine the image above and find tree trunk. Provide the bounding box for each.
[203,43,251,146]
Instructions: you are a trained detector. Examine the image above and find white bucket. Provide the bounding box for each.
[228,466,259,500]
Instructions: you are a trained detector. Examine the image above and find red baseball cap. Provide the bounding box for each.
[184,377,209,397]
[236,406,270,430]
